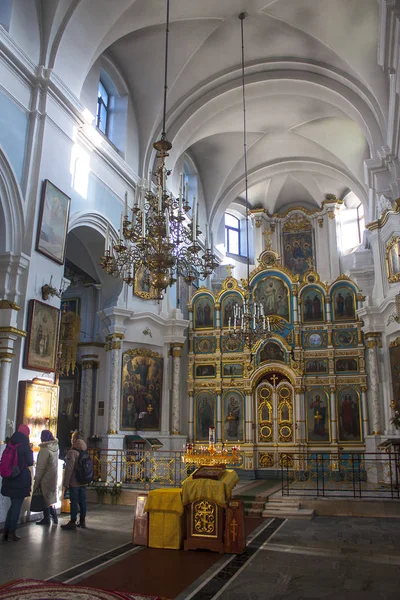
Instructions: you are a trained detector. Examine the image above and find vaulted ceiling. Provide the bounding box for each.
[24,1,388,226]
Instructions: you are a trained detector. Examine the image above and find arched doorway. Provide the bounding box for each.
[256,373,294,445]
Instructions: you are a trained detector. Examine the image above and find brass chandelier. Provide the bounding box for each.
[100,0,218,295]
[227,13,272,350]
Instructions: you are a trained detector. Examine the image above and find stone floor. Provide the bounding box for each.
[1,504,400,599]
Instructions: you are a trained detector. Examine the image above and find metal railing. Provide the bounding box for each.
[281,452,400,499]
[88,447,245,491]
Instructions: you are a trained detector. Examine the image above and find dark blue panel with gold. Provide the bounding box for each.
[335,357,359,373]
[303,330,327,349]
[333,329,357,347]
[256,339,288,365]
[337,387,363,443]
[194,336,216,354]
[221,335,245,353]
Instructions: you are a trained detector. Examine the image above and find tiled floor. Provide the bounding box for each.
[1,505,400,599]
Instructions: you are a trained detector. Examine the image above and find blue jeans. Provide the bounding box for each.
[69,486,86,521]
[5,497,24,531]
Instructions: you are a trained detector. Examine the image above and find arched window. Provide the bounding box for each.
[225,213,240,255]
[96,80,109,135]
[339,193,365,254]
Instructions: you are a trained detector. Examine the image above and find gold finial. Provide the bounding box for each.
[226,264,234,278]
[306,257,314,270]
[263,228,273,251]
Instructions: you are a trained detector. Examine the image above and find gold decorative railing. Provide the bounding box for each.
[281,452,400,499]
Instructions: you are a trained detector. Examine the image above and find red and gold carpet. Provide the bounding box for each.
[0,580,160,600]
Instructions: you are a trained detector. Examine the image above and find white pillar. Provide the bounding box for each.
[106,334,124,434]
[171,343,184,434]
[361,387,369,438]
[365,333,382,435]
[0,356,12,444]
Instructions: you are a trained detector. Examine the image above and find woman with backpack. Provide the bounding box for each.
[33,430,59,526]
[61,430,90,531]
[1,424,34,541]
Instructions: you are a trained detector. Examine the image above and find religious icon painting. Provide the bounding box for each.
[332,285,356,321]
[195,391,216,441]
[303,331,326,348]
[259,341,285,363]
[195,364,216,378]
[335,358,358,373]
[252,275,290,321]
[223,391,244,442]
[193,294,215,329]
[120,349,163,431]
[221,335,244,353]
[306,388,330,443]
[282,221,314,277]
[24,300,61,372]
[333,329,357,347]
[222,363,244,378]
[305,359,328,374]
[194,336,216,354]
[337,387,362,443]
[221,293,243,328]
[386,235,400,283]
[301,287,324,322]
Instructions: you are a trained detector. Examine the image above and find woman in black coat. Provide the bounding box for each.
[1,424,34,541]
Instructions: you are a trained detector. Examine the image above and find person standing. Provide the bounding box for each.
[61,431,88,531]
[33,430,59,526]
[1,424,34,541]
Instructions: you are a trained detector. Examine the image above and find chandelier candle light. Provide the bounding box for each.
[100,0,218,294]
[183,426,242,467]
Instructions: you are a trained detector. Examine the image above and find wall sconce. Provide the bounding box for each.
[41,276,61,301]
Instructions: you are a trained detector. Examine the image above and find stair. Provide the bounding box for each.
[262,496,314,520]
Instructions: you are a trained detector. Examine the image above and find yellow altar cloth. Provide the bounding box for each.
[182,469,239,508]
[144,488,184,550]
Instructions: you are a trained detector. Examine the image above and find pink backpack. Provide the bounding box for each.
[0,442,22,478]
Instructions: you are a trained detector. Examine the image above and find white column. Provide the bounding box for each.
[365,333,382,435]
[361,387,369,438]
[171,343,184,434]
[188,392,194,442]
[329,387,338,443]
[292,291,299,323]
[0,356,12,444]
[106,334,124,434]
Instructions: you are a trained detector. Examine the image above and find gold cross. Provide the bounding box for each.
[230,517,238,541]
[263,228,273,250]
[270,374,279,387]
[306,257,314,269]
[226,264,234,278]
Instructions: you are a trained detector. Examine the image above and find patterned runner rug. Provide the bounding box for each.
[0,580,160,600]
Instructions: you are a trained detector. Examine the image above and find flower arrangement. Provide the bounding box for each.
[109,482,123,504]
[390,410,400,429]
[89,480,122,504]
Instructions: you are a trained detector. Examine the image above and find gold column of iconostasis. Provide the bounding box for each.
[187,220,368,470]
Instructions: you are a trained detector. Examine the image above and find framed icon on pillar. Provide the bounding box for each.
[24,300,61,372]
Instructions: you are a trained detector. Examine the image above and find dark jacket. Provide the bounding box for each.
[63,438,88,488]
[1,431,34,499]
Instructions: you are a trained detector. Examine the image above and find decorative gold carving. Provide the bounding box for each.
[0,326,26,337]
[106,333,125,341]
[108,430,118,434]
[171,342,184,357]
[328,211,335,219]
[0,352,15,360]
[259,453,274,467]
[366,200,400,231]
[389,336,400,348]
[279,453,294,468]
[274,206,320,218]
[318,217,324,228]
[106,341,121,351]
[386,235,400,283]
[0,300,20,311]
[263,228,274,250]
[249,259,299,283]
[282,214,312,232]
[82,360,99,370]
[193,500,217,536]
[124,348,162,358]
[364,332,382,348]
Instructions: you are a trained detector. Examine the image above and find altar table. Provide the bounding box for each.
[144,488,184,550]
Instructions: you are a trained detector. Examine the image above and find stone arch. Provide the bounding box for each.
[0,147,24,255]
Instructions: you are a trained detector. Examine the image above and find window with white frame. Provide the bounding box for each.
[225,213,241,255]
[339,194,365,254]
[96,80,109,135]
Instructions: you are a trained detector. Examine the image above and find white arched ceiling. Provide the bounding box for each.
[38,0,387,227]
